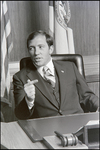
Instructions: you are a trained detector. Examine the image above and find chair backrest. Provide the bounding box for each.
[20,54,85,78]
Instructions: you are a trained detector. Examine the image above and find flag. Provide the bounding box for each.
[1,1,13,105]
[49,1,75,54]
[49,1,54,38]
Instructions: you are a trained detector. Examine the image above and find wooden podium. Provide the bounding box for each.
[18,114,99,149]
[1,112,99,149]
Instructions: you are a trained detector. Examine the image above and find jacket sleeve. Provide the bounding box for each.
[13,74,34,120]
[72,63,99,112]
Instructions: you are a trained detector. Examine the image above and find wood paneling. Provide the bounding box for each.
[7,1,49,62]
[87,82,99,98]
[69,1,99,56]
[7,1,99,61]
[7,1,32,61]
[83,55,99,83]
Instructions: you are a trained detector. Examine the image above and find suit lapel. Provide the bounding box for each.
[26,65,59,109]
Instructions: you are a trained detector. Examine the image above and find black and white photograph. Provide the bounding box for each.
[1,1,99,149]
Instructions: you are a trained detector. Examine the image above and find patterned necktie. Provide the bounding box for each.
[43,66,55,88]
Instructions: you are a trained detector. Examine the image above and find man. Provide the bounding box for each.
[13,30,99,120]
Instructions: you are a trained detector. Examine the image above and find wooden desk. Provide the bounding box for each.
[1,112,99,149]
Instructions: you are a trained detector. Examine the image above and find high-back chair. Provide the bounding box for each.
[20,54,85,78]
[20,54,86,112]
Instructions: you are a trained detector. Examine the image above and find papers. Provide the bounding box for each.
[86,120,99,126]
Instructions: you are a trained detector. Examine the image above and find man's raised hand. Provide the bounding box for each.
[24,79,38,101]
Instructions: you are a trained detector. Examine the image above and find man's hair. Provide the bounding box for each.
[27,30,53,48]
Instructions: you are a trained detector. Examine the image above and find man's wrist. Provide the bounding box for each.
[25,96,34,109]
[96,107,100,112]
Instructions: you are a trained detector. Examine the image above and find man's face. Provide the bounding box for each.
[28,35,53,68]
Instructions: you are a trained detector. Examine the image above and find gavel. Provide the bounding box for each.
[54,131,78,147]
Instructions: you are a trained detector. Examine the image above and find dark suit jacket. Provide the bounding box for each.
[13,60,99,119]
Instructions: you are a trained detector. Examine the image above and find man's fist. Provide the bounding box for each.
[24,79,38,101]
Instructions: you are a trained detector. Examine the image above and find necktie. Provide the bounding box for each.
[43,66,55,88]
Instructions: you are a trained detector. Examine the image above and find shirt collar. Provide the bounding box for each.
[37,58,55,77]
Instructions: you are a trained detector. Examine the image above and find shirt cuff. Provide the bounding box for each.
[96,107,100,112]
[25,96,34,109]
